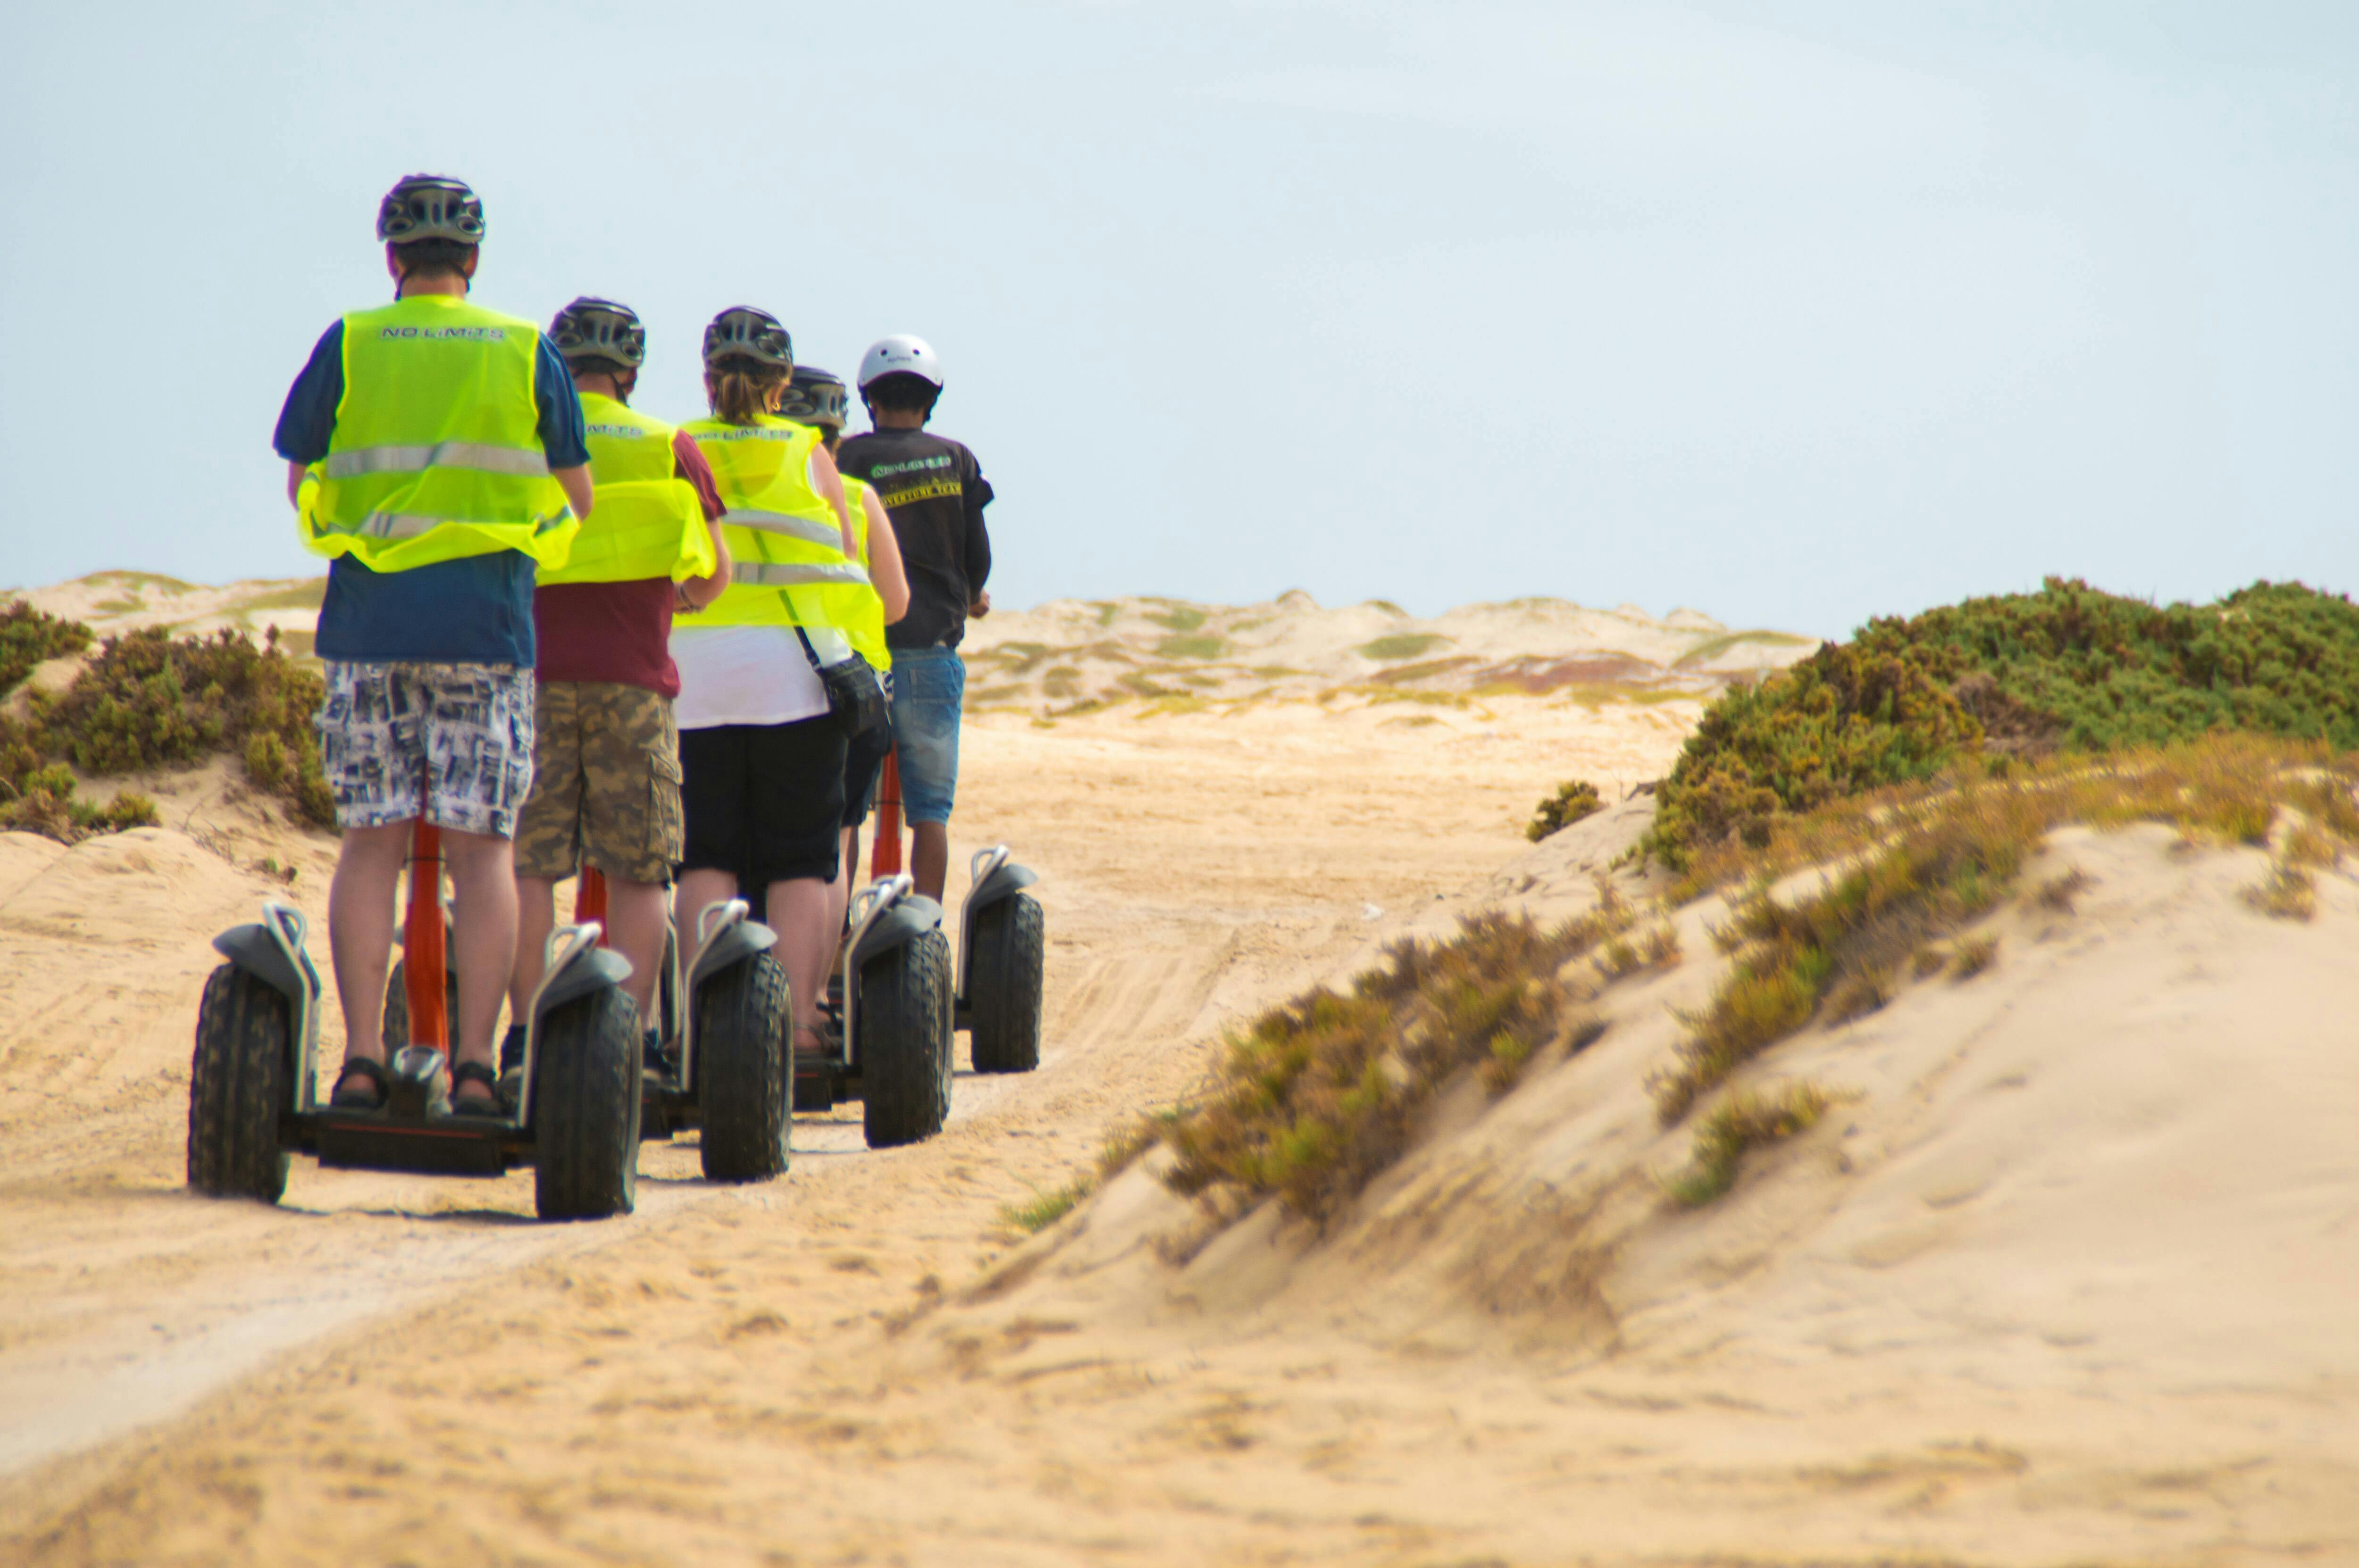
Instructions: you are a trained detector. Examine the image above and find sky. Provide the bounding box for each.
[5,0,2357,640]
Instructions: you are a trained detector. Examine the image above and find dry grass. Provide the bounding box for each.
[1652,738,2359,1124]
[1164,896,1639,1225]
[2244,864,2317,922]
[1663,1082,1835,1207]
[1950,934,2000,979]
[2034,867,2091,912]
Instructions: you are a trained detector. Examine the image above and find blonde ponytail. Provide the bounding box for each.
[706,358,787,425]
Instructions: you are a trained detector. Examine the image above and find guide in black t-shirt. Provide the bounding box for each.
[835,426,994,651]
[838,335,996,903]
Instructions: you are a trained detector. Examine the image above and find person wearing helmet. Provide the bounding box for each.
[502,298,735,1084]
[776,365,910,942]
[671,308,872,1061]
[269,174,594,1116]
[836,334,995,903]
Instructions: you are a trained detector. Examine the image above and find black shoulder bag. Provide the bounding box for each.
[795,627,888,738]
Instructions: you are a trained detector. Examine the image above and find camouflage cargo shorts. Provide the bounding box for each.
[514,681,684,884]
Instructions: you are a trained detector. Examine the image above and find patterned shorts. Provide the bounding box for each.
[514,681,684,884]
[316,662,536,838]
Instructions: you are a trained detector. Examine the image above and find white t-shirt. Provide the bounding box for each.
[671,626,829,729]
[671,440,839,730]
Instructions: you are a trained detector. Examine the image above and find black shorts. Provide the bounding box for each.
[841,709,896,829]
[678,717,847,889]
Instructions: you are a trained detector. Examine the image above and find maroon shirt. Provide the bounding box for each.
[533,429,726,697]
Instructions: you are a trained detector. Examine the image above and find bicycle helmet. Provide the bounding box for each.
[376,174,486,245]
[703,306,793,369]
[549,297,648,368]
[857,334,943,391]
[778,365,849,430]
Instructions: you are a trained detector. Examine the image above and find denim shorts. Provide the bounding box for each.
[888,646,963,826]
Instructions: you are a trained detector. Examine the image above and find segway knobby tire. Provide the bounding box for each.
[861,928,953,1148]
[697,951,791,1182]
[532,985,642,1220]
[967,892,1045,1074]
[187,964,292,1203]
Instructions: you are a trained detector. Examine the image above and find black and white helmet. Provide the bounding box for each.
[550,297,648,368]
[778,366,849,431]
[703,306,793,369]
[376,174,486,245]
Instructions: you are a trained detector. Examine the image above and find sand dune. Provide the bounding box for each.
[1,577,2352,1564]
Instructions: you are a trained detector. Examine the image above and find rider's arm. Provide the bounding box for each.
[807,443,854,560]
[864,487,911,623]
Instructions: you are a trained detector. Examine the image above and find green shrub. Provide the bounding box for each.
[1526,779,1603,842]
[1640,578,2359,870]
[0,600,92,697]
[1664,1083,1833,1207]
[0,622,331,843]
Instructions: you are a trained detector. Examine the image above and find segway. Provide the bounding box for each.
[796,871,955,1147]
[185,824,642,1221]
[868,751,1046,1076]
[954,844,1046,1074]
[625,876,791,1183]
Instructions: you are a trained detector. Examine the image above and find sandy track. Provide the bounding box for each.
[0,694,1674,1561]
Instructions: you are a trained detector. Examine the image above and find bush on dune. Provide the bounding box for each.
[0,601,92,696]
[0,608,332,842]
[1640,578,2359,873]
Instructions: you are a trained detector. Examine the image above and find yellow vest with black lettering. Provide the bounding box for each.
[536,392,715,585]
[298,293,578,572]
[823,477,893,672]
[675,414,868,659]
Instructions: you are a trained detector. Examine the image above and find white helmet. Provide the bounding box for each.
[857,334,943,391]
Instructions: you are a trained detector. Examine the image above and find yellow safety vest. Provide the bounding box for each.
[536,392,714,586]
[822,477,892,672]
[298,293,578,572]
[675,415,867,659]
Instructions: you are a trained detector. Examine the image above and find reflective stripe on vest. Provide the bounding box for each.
[300,294,577,573]
[676,414,861,631]
[321,441,552,479]
[730,560,870,587]
[812,477,893,672]
[537,391,715,586]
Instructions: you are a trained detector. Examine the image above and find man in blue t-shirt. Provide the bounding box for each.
[271,174,592,1116]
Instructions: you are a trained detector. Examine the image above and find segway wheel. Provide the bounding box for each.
[861,928,953,1148]
[381,955,457,1053]
[532,985,643,1221]
[697,951,791,1182]
[186,964,292,1204]
[967,892,1045,1074]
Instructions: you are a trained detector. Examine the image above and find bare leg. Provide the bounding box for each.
[828,825,860,961]
[677,867,739,953]
[766,876,834,1043]
[328,822,412,1074]
[441,828,519,1105]
[509,876,558,1024]
[910,821,950,903]
[601,876,670,1025]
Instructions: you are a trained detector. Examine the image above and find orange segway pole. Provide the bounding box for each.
[870,749,904,877]
[403,823,449,1053]
[574,866,609,935]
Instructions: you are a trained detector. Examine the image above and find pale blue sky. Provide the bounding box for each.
[5,1,2355,638]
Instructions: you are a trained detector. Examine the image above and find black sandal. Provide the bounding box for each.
[449,1059,506,1118]
[330,1056,389,1111]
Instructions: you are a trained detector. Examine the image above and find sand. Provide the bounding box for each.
[1,583,2354,1565]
